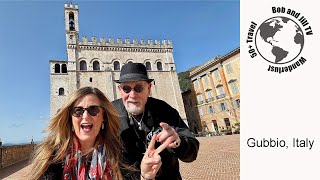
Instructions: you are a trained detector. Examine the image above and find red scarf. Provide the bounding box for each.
[63,136,113,180]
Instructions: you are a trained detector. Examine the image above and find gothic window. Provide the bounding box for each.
[80,60,87,70]
[157,61,163,71]
[114,61,120,70]
[93,61,100,71]
[54,64,60,73]
[69,12,75,31]
[62,64,67,73]
[58,88,64,96]
[127,61,133,64]
[145,62,151,70]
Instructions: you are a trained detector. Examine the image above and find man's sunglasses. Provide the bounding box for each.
[71,105,103,117]
[121,84,145,94]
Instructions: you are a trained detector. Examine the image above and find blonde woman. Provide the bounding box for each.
[29,87,163,180]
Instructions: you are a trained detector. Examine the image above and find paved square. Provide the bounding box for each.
[180,135,240,180]
[3,135,240,180]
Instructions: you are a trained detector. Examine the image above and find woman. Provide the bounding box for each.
[28,87,162,180]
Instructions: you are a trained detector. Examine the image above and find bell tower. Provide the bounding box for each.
[64,2,80,90]
[64,2,79,46]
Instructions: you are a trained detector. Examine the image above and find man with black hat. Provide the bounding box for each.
[112,63,199,180]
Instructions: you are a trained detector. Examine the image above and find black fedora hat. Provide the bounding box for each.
[114,63,154,83]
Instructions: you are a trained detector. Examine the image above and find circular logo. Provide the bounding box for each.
[255,16,304,64]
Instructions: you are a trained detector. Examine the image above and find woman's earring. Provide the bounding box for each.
[101,123,105,130]
[72,126,74,132]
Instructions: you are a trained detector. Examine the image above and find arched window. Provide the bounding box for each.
[114,61,120,70]
[54,64,60,73]
[128,61,133,64]
[80,60,87,70]
[69,12,75,31]
[62,64,67,73]
[145,62,151,70]
[157,61,163,71]
[93,61,100,71]
[58,88,64,96]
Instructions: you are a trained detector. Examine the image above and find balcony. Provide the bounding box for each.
[206,97,214,102]
[216,94,225,99]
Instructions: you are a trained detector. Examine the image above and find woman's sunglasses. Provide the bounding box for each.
[71,105,103,117]
[121,84,145,94]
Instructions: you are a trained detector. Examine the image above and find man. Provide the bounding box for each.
[112,63,199,180]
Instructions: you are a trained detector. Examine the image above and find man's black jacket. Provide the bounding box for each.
[112,97,199,180]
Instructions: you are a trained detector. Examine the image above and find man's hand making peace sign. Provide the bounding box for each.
[140,134,167,180]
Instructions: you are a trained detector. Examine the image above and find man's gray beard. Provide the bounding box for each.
[125,104,143,115]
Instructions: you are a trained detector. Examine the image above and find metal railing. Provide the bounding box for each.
[216,94,225,99]
[207,97,214,102]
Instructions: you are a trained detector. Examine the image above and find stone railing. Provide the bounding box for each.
[0,144,35,169]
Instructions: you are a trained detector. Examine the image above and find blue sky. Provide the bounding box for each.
[0,0,239,144]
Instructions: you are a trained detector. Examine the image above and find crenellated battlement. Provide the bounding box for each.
[78,36,173,49]
[64,2,78,9]
[53,2,185,122]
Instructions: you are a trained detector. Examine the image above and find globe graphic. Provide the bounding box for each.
[255,16,304,64]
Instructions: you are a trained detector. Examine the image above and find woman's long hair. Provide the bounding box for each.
[28,87,123,179]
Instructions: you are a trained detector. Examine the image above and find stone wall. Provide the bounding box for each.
[0,144,35,169]
[50,3,186,120]
[50,47,186,119]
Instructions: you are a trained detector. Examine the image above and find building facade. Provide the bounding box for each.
[182,89,202,134]
[49,3,186,123]
[189,48,240,134]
